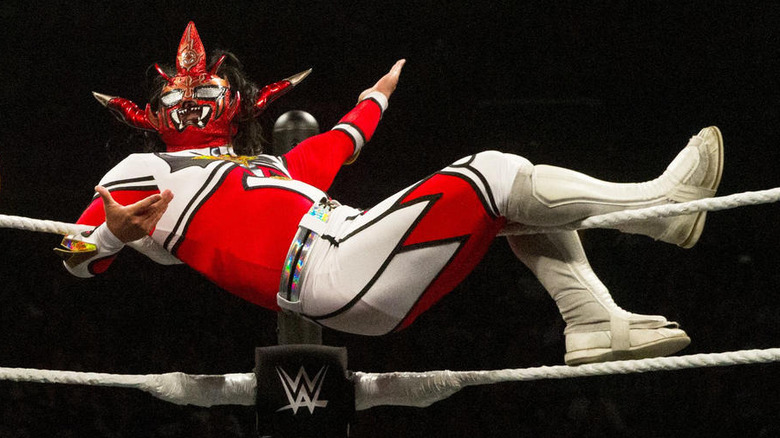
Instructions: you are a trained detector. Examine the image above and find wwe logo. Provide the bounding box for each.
[276,365,329,414]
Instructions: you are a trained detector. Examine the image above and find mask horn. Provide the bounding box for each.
[92,91,157,132]
[176,21,207,75]
[154,64,173,83]
[254,69,312,114]
[209,54,227,76]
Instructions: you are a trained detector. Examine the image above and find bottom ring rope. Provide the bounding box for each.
[2,348,778,410]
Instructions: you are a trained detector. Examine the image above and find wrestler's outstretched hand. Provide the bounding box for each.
[359,59,406,101]
[95,185,174,243]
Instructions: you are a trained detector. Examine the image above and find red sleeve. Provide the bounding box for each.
[77,198,107,227]
[283,94,385,192]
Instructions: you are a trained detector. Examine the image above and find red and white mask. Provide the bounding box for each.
[153,22,239,151]
[94,22,310,152]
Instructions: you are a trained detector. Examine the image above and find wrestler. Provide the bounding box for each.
[59,22,723,365]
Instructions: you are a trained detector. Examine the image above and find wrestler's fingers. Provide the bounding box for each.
[379,59,405,92]
[142,190,173,212]
[160,189,174,203]
[147,193,172,217]
[144,190,173,220]
[388,59,406,79]
[359,59,406,102]
[139,209,166,231]
[127,192,166,213]
[95,185,118,207]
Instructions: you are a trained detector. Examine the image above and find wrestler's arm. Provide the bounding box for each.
[94,185,173,243]
[283,60,405,191]
[58,158,174,278]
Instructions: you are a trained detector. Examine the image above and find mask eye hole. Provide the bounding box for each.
[194,85,226,100]
[161,89,184,107]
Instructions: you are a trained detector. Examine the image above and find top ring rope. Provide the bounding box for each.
[0,215,92,236]
[2,348,779,410]
[3,187,779,238]
[0,213,183,264]
[498,187,780,236]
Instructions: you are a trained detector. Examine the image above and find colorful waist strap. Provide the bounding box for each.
[278,200,337,308]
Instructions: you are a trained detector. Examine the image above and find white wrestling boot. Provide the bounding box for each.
[507,126,724,249]
[508,231,690,366]
[617,126,724,248]
[503,127,722,365]
[563,317,690,365]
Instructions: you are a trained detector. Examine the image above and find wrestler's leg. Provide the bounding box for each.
[464,146,708,364]
[300,128,720,351]
[507,232,690,365]
[504,127,724,248]
[298,171,507,336]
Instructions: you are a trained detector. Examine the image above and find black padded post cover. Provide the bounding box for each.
[255,345,353,438]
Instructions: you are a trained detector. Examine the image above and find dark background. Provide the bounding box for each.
[1,1,780,437]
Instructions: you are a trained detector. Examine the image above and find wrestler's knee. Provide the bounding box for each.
[453,150,533,217]
[452,150,531,170]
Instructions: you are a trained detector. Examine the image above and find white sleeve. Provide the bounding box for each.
[127,236,183,265]
[56,223,125,278]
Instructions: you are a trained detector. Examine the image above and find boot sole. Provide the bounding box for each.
[678,126,724,249]
[564,335,691,366]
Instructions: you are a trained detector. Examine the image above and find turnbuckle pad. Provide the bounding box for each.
[255,345,354,438]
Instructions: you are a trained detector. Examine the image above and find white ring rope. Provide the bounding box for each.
[2,191,779,409]
[0,368,256,407]
[2,348,778,410]
[353,348,780,409]
[0,214,183,264]
[498,187,780,236]
[0,215,92,236]
[3,187,779,238]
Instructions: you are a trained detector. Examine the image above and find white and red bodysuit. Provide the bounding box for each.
[65,91,531,334]
[59,23,700,362]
